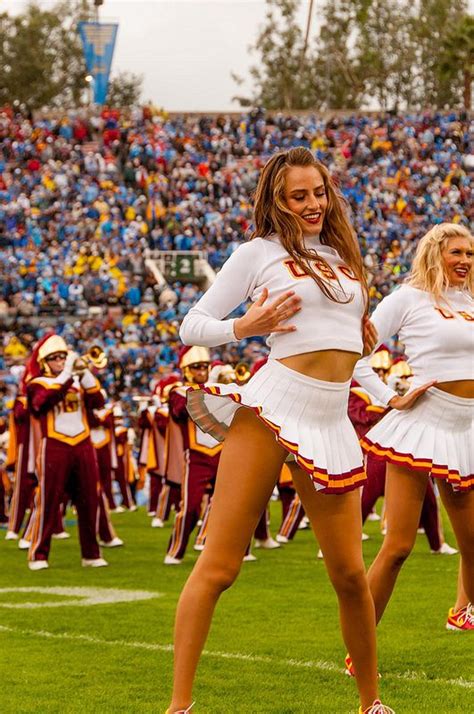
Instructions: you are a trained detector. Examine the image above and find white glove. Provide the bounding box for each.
[62,352,78,377]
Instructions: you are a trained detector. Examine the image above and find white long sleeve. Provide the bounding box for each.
[179,240,264,347]
[353,289,407,405]
[354,284,474,405]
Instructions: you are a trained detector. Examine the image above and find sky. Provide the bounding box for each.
[3,0,316,111]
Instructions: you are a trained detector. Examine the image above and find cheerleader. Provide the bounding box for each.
[166,148,393,714]
[352,223,473,642]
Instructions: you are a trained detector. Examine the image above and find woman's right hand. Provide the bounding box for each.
[388,380,437,410]
[234,288,302,340]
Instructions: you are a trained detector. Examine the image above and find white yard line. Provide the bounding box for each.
[0,624,472,689]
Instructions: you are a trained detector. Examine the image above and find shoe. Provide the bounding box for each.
[128,505,138,512]
[18,538,31,550]
[243,553,257,562]
[359,700,395,713]
[367,511,381,521]
[151,517,164,528]
[417,527,425,534]
[81,558,109,567]
[28,560,49,571]
[446,604,474,631]
[345,654,381,678]
[52,531,70,539]
[254,537,280,549]
[147,511,156,517]
[276,534,289,544]
[193,543,205,551]
[111,506,125,514]
[5,530,19,541]
[164,555,182,565]
[317,548,324,559]
[361,532,370,541]
[99,537,124,548]
[298,516,310,530]
[432,542,458,555]
[164,703,195,713]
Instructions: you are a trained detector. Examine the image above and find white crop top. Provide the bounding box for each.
[179,235,365,358]
[354,284,474,405]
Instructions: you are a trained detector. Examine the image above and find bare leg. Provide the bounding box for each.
[437,480,474,607]
[169,409,287,712]
[454,560,468,612]
[367,465,429,623]
[291,466,379,709]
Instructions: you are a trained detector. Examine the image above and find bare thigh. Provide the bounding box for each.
[197,408,287,573]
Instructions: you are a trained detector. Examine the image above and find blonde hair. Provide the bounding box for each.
[250,147,368,307]
[406,223,473,300]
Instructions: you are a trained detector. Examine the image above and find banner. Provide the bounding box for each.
[78,21,119,105]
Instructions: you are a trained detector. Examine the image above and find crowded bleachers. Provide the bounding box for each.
[0,106,471,409]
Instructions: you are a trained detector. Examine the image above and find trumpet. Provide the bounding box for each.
[235,361,251,384]
[73,345,108,373]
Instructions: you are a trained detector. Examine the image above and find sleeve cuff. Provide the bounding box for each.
[81,369,99,390]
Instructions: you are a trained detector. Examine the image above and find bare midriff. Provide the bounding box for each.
[435,380,474,398]
[278,350,360,383]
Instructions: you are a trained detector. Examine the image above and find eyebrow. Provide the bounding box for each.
[289,184,326,194]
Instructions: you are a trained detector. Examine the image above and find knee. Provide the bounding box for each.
[381,540,414,570]
[330,565,368,599]
[198,558,242,594]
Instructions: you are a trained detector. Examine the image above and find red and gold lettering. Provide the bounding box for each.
[283,259,309,280]
[313,258,337,280]
[458,311,474,322]
[338,264,359,281]
[434,307,454,320]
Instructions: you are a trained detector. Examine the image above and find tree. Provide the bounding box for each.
[232,0,323,110]
[0,1,95,110]
[410,0,468,108]
[353,0,417,111]
[313,0,364,110]
[107,71,143,107]
[438,14,474,110]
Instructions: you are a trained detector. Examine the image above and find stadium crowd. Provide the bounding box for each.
[0,105,472,417]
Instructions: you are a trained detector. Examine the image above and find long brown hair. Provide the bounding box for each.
[250,147,367,306]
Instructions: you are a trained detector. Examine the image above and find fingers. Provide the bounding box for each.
[271,291,298,311]
[255,287,269,306]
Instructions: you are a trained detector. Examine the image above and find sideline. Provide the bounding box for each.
[0,624,472,689]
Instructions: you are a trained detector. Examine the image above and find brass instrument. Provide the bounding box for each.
[73,345,108,374]
[234,361,251,384]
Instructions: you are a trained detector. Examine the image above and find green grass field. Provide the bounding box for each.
[0,504,472,714]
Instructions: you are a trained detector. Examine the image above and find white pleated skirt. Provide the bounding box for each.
[361,387,474,491]
[186,358,366,494]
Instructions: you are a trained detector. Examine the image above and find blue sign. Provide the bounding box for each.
[78,21,119,105]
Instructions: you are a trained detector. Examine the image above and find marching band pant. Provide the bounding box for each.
[7,442,38,533]
[277,485,305,540]
[0,472,7,523]
[167,460,216,561]
[95,444,116,511]
[148,471,164,514]
[113,459,134,509]
[29,438,100,562]
[156,481,181,522]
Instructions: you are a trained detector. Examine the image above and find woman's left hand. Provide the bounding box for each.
[362,317,378,357]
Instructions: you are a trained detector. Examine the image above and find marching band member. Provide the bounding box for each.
[164,346,221,565]
[26,334,107,570]
[153,375,183,528]
[113,404,136,511]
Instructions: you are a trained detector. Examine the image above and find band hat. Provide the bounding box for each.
[37,335,68,362]
[178,345,210,370]
[369,344,392,371]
